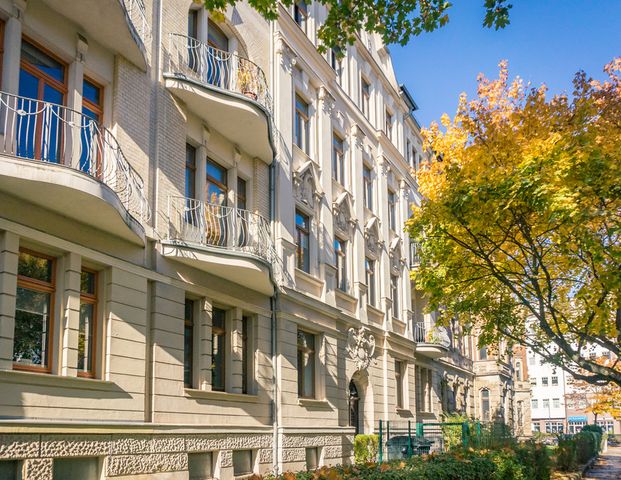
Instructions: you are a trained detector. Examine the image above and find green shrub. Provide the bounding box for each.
[441,413,469,450]
[581,424,603,435]
[514,441,551,480]
[556,435,577,471]
[575,431,601,464]
[354,434,379,464]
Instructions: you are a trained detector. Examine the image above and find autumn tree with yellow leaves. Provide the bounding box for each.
[407,59,621,387]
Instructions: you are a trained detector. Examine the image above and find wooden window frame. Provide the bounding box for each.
[184,298,195,388]
[297,329,316,399]
[295,210,311,273]
[395,360,403,409]
[237,177,247,210]
[81,76,105,178]
[14,248,56,374]
[78,268,98,378]
[295,94,310,154]
[206,158,228,205]
[211,307,226,392]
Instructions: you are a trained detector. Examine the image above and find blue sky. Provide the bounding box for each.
[391,0,621,127]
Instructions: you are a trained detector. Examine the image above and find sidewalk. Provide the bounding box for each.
[583,446,621,479]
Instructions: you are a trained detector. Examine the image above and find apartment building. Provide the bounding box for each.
[0,1,509,479]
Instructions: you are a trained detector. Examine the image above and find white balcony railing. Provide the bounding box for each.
[0,91,150,223]
[167,196,276,265]
[166,33,272,114]
[414,322,451,348]
[122,0,151,46]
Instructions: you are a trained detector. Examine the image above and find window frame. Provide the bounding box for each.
[294,94,311,155]
[480,388,490,420]
[185,143,197,200]
[332,132,345,185]
[391,274,399,318]
[77,267,98,378]
[363,166,373,210]
[388,190,397,231]
[184,298,195,388]
[297,329,316,399]
[334,237,347,292]
[361,77,370,117]
[14,248,56,373]
[365,257,376,306]
[211,307,226,392]
[293,0,309,33]
[395,359,404,409]
[206,158,228,206]
[385,109,393,140]
[295,209,311,273]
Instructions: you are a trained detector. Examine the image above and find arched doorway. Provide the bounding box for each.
[348,380,360,434]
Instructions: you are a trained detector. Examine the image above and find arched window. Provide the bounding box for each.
[481,389,490,421]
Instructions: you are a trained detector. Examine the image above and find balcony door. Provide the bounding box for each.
[79,78,103,176]
[18,40,67,163]
[206,20,229,89]
[205,159,228,246]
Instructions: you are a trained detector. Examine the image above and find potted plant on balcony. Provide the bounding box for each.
[238,62,258,101]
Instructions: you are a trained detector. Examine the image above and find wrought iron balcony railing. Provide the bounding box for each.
[167,196,276,265]
[410,241,421,268]
[166,33,272,114]
[122,0,151,46]
[414,322,451,348]
[0,91,150,223]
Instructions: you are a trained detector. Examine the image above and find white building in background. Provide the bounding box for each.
[528,350,568,434]
[0,1,515,479]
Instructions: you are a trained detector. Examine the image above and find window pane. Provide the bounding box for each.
[186,144,196,200]
[80,270,96,295]
[184,299,194,388]
[18,251,53,283]
[208,20,229,51]
[53,458,99,480]
[14,287,51,367]
[21,41,65,83]
[188,452,212,480]
[0,461,18,480]
[83,80,101,106]
[232,450,253,476]
[78,302,94,373]
[212,308,226,391]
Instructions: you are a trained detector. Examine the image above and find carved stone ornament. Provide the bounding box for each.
[293,162,320,209]
[347,327,376,371]
[333,192,355,234]
[365,217,381,255]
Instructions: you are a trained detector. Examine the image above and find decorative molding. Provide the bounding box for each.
[293,161,322,210]
[276,35,297,72]
[76,34,88,63]
[319,85,336,116]
[347,327,376,371]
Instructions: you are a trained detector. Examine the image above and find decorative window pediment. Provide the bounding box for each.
[389,237,403,272]
[333,191,355,235]
[364,216,382,257]
[294,161,322,210]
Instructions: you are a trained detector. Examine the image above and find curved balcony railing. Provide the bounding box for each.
[122,0,151,45]
[0,91,150,223]
[414,322,451,348]
[166,33,272,114]
[167,196,276,265]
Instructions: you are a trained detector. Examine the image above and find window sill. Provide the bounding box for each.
[0,369,118,392]
[298,398,333,409]
[184,388,261,402]
[396,408,414,417]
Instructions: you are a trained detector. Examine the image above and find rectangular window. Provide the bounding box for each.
[211,307,226,391]
[78,269,97,377]
[395,360,404,408]
[479,347,488,361]
[542,398,550,409]
[385,110,393,139]
[53,457,99,479]
[334,237,347,292]
[541,377,549,387]
[0,461,18,480]
[206,158,227,206]
[391,275,399,317]
[237,177,247,210]
[365,257,376,306]
[295,210,310,273]
[363,166,373,210]
[532,422,541,432]
[185,144,196,200]
[332,133,345,185]
[293,0,308,33]
[241,315,251,394]
[361,77,370,117]
[232,450,253,476]
[530,377,537,386]
[551,376,558,386]
[188,452,213,480]
[297,329,315,398]
[184,299,194,388]
[306,447,319,471]
[330,48,342,81]
[295,94,310,154]
[531,398,538,409]
[14,250,55,372]
[553,398,560,409]
[388,190,397,231]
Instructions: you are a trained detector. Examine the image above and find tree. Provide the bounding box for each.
[202,0,512,51]
[406,59,621,387]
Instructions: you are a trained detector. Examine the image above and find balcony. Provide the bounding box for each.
[161,196,276,295]
[414,322,450,359]
[410,241,421,269]
[0,91,149,244]
[164,34,273,164]
[41,0,151,69]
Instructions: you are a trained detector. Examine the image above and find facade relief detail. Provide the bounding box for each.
[347,327,376,371]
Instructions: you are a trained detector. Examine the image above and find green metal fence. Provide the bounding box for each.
[377,420,513,463]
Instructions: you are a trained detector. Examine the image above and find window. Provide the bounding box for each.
[188,452,213,480]
[361,78,370,117]
[184,299,195,388]
[479,346,488,361]
[395,360,404,408]
[530,377,537,386]
[297,330,316,398]
[0,461,18,480]
[545,421,564,434]
[332,133,345,185]
[385,110,393,140]
[237,177,247,210]
[541,377,549,387]
[80,78,104,175]
[391,275,399,318]
[365,257,376,306]
[207,20,229,51]
[334,237,347,291]
[363,166,373,210]
[14,250,55,371]
[532,422,541,432]
[185,144,196,200]
[306,447,319,471]
[206,159,227,205]
[211,307,226,391]
[406,140,412,165]
[293,0,308,33]
[388,190,397,230]
[528,355,536,365]
[232,450,253,476]
[330,48,342,80]
[517,401,524,426]
[188,9,199,39]
[295,94,310,154]
[551,376,558,386]
[531,398,538,409]
[553,398,560,409]
[481,389,490,420]
[597,420,615,433]
[78,269,97,377]
[515,361,522,381]
[295,210,310,273]
[18,39,67,163]
[53,457,99,480]
[241,315,252,394]
[542,398,550,409]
